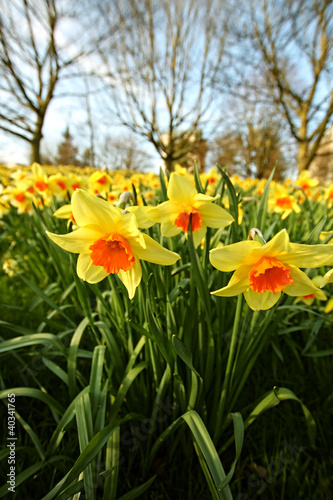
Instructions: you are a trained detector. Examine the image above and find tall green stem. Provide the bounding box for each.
[213,294,243,442]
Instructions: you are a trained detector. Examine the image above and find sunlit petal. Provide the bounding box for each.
[196,202,234,228]
[77,253,108,283]
[167,173,197,202]
[47,226,104,253]
[117,258,142,299]
[192,223,207,248]
[210,241,261,271]
[282,243,333,268]
[284,266,320,296]
[254,229,290,258]
[72,189,121,230]
[211,265,250,296]
[130,233,180,265]
[243,289,281,311]
[321,268,333,287]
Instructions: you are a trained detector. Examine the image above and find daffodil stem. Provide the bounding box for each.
[213,294,243,442]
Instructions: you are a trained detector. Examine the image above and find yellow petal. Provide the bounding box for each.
[325,297,333,313]
[160,220,182,237]
[131,234,180,265]
[148,201,181,223]
[72,189,120,230]
[192,224,207,248]
[46,226,104,253]
[243,289,281,311]
[283,266,319,296]
[254,229,290,258]
[167,173,197,202]
[126,205,155,229]
[192,193,219,206]
[77,253,108,283]
[53,204,72,219]
[211,265,250,296]
[210,241,261,272]
[113,213,145,248]
[282,243,333,268]
[321,268,333,287]
[315,289,327,301]
[197,202,234,228]
[117,258,142,299]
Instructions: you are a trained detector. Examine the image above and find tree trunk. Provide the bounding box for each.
[297,141,309,173]
[30,135,42,164]
[30,114,44,164]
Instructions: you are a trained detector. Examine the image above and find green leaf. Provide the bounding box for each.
[68,316,94,398]
[218,413,244,489]
[116,475,157,500]
[89,345,106,418]
[193,160,205,193]
[159,167,168,201]
[46,387,90,457]
[181,411,233,499]
[256,165,276,232]
[216,165,239,242]
[306,216,327,244]
[0,387,64,415]
[146,297,174,366]
[0,461,44,497]
[42,421,126,500]
[172,335,201,378]
[187,220,211,319]
[0,333,66,355]
[19,275,76,327]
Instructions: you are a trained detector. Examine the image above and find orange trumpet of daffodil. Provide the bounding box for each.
[47,190,180,298]
[148,173,234,247]
[210,229,333,310]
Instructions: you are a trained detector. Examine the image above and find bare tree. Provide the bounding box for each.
[246,0,333,173]
[96,0,232,171]
[100,133,156,171]
[0,0,102,163]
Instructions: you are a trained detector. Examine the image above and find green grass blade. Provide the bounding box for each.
[89,345,106,419]
[116,475,157,500]
[172,335,201,378]
[0,387,64,415]
[68,316,94,398]
[256,165,276,232]
[0,333,66,355]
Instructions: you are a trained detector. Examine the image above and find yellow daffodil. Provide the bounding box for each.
[294,171,319,197]
[47,189,179,298]
[88,171,112,195]
[268,182,301,219]
[210,229,333,311]
[148,173,234,247]
[48,173,69,200]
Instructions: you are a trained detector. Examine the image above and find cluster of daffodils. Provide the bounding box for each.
[1,163,333,221]
[45,172,333,310]
[0,163,161,215]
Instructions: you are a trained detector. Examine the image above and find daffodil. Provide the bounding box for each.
[47,189,180,298]
[148,173,234,247]
[210,229,333,311]
[268,182,301,220]
[88,171,112,195]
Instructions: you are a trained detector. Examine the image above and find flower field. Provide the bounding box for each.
[1,162,333,499]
